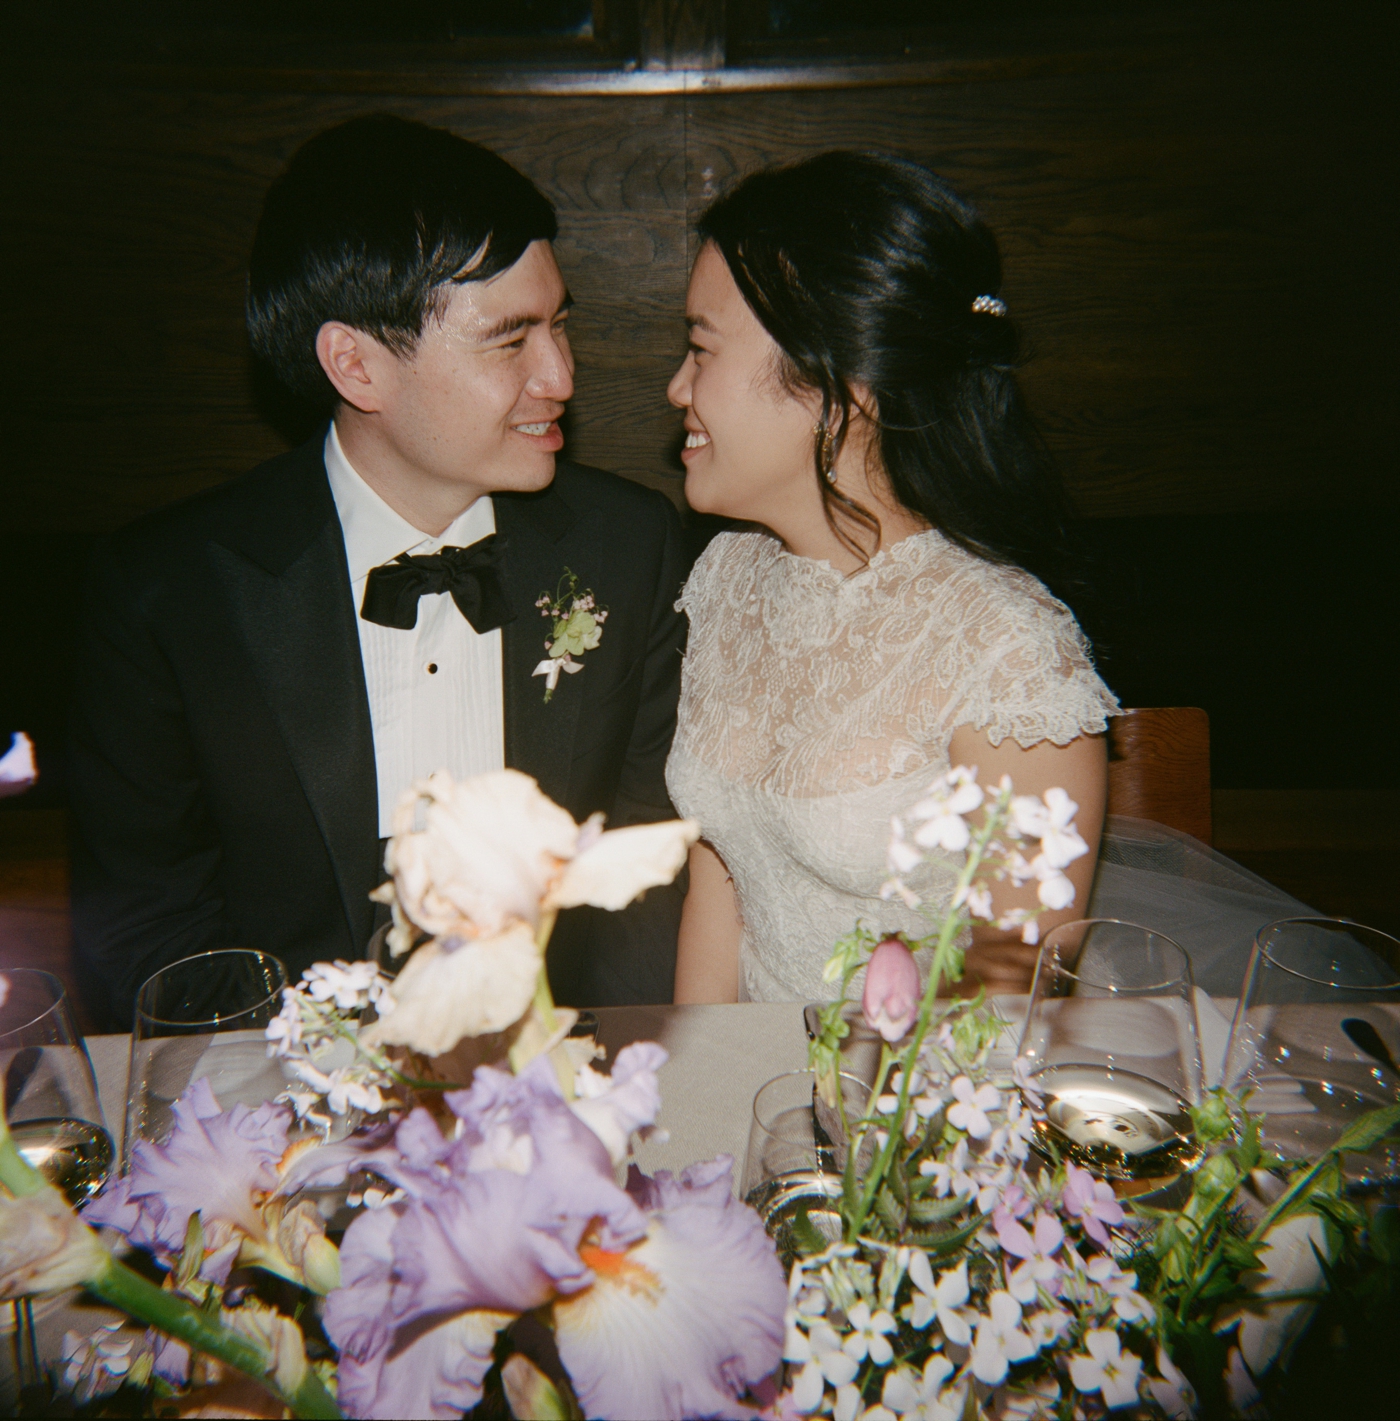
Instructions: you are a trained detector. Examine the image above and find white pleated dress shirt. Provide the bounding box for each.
[324,424,505,836]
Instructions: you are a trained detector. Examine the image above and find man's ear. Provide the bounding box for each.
[315,322,393,413]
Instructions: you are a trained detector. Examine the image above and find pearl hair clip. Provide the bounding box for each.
[971,294,1007,316]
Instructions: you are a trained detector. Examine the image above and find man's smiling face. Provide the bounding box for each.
[375,239,575,502]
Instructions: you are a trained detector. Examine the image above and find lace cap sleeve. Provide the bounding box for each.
[949,568,1120,750]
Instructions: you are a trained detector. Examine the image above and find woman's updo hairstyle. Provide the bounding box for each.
[698,151,1079,601]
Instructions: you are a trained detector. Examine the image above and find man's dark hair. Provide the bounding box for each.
[247,114,558,407]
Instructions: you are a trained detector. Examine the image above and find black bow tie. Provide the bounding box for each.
[360,535,516,633]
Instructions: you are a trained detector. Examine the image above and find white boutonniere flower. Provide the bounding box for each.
[532,568,608,701]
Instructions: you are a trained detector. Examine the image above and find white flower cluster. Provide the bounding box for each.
[881,768,1089,943]
[778,1025,1192,1419]
[265,960,398,1129]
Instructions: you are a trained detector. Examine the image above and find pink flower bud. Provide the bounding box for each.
[862,937,920,1043]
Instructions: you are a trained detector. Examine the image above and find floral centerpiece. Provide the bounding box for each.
[2,766,1398,1418]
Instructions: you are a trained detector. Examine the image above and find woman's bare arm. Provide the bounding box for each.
[673,840,744,1003]
[946,725,1109,996]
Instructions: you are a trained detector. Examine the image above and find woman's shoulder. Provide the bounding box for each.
[902,532,1080,645]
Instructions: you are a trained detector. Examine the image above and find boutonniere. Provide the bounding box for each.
[532,568,608,702]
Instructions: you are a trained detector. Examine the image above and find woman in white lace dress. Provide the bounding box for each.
[665,153,1121,1004]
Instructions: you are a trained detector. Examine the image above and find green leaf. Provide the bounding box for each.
[1312,1193,1368,1235]
[909,1193,970,1226]
[790,1203,828,1256]
[1231,1113,1262,1175]
[1334,1103,1400,1155]
[874,1185,904,1236]
[1371,1206,1400,1264]
[907,1212,987,1256]
[175,1211,205,1292]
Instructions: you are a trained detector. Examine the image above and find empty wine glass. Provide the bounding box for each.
[2,969,112,1406]
[742,1069,871,1266]
[123,949,288,1168]
[1019,919,1205,1196]
[1223,917,1400,1187]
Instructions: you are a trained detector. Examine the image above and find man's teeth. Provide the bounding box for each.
[515,422,553,436]
[684,431,710,449]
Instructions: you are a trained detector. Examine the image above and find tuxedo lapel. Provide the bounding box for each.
[495,481,582,807]
[208,442,380,948]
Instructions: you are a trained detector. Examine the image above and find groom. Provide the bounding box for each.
[68,115,688,1028]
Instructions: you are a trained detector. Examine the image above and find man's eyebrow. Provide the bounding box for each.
[478,293,575,344]
[686,314,719,335]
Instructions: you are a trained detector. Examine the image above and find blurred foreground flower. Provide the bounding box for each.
[323,1052,784,1419]
[553,1158,787,1420]
[0,731,37,798]
[0,1183,109,1298]
[85,1078,339,1293]
[365,770,697,1056]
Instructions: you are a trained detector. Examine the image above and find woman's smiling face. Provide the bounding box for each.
[666,241,821,526]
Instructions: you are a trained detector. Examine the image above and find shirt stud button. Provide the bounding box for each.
[425,662,439,675]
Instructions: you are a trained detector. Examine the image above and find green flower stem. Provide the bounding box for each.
[86,1256,341,1419]
[844,801,1005,1239]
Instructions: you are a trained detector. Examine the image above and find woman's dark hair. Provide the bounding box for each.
[697,151,1082,604]
[247,114,557,407]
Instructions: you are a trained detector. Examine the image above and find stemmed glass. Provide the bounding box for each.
[1,969,113,1404]
[1223,917,1400,1187]
[1019,919,1205,1196]
[123,949,288,1167]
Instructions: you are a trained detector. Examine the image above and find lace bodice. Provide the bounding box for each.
[666,529,1119,1001]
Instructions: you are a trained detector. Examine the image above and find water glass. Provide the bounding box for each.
[0,968,112,1204]
[1223,917,1400,1186]
[1019,919,1205,1195]
[2,969,112,1405]
[742,1069,870,1265]
[124,949,288,1168]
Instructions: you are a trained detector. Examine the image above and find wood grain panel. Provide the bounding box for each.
[1,6,1394,540]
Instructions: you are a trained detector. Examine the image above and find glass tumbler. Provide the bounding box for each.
[123,949,288,1168]
[741,1069,871,1266]
[1019,919,1205,1195]
[1223,917,1400,1187]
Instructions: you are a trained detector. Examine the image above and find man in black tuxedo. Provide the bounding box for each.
[68,115,688,1029]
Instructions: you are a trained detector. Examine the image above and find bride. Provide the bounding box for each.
[665,152,1121,1004]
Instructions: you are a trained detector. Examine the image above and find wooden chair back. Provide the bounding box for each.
[1106,707,1213,845]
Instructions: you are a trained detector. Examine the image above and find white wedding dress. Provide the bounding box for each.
[666,528,1121,1002]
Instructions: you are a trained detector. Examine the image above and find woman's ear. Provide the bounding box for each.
[848,380,881,427]
[315,322,391,413]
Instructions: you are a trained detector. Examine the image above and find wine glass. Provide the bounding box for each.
[1,969,113,1405]
[123,949,288,1168]
[742,1069,871,1267]
[1223,917,1400,1187]
[1019,919,1205,1196]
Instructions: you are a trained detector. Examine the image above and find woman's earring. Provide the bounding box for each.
[813,423,837,484]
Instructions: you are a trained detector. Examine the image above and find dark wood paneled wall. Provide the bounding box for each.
[2,4,1394,540]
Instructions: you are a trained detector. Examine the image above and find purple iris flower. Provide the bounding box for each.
[324,1056,648,1419]
[83,1078,291,1282]
[552,1156,788,1420]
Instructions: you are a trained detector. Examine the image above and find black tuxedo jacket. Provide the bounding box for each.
[68,434,689,1029]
